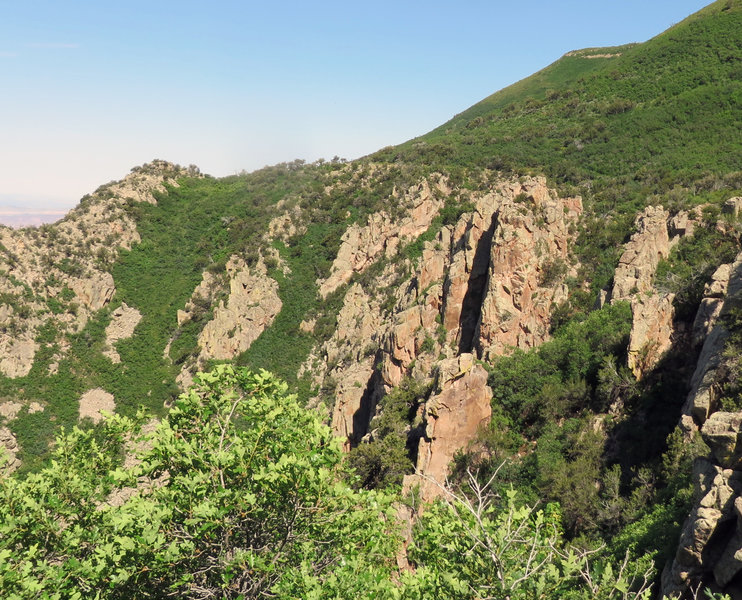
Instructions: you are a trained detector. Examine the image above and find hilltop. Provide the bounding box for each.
[1,1,742,597]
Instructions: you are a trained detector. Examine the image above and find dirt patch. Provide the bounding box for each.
[79,388,115,424]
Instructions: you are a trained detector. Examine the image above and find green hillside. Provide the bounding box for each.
[377,0,742,292]
[2,2,742,598]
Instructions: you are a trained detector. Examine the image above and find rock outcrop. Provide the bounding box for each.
[311,174,580,499]
[682,253,742,424]
[0,337,38,379]
[475,182,582,360]
[103,303,142,363]
[693,263,732,346]
[612,206,671,300]
[0,427,21,474]
[611,207,674,378]
[403,354,492,504]
[664,252,742,598]
[610,206,698,378]
[318,176,449,298]
[197,256,281,361]
[0,161,194,378]
[663,457,742,596]
[79,388,116,424]
[173,255,282,390]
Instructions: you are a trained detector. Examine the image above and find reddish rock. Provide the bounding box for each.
[403,354,492,504]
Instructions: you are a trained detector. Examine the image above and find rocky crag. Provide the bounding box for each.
[0,160,197,380]
[302,174,582,501]
[2,160,742,597]
[663,251,742,598]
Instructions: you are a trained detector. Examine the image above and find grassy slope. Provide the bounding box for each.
[430,44,636,132]
[378,0,742,211]
[370,0,742,295]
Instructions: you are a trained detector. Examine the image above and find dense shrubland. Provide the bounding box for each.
[2,2,742,597]
[0,365,662,599]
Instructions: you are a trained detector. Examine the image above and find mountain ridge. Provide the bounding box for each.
[2,2,742,596]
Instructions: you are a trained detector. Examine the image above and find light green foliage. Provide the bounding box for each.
[0,365,662,599]
[403,473,654,600]
[0,365,399,599]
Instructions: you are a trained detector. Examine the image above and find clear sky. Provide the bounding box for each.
[0,0,712,219]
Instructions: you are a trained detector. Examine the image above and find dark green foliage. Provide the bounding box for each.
[655,218,740,320]
[375,2,742,292]
[489,302,632,431]
[348,378,428,490]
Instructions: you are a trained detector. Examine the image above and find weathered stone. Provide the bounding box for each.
[669,210,696,241]
[476,179,582,360]
[683,253,742,424]
[612,206,670,301]
[702,412,742,470]
[0,401,23,421]
[0,337,37,378]
[723,197,742,218]
[68,271,115,311]
[197,256,282,362]
[403,354,492,504]
[0,426,21,474]
[329,359,377,450]
[663,459,739,597]
[627,293,675,378]
[79,388,115,424]
[693,263,732,346]
[177,271,216,326]
[0,161,192,377]
[318,176,448,298]
[103,303,142,363]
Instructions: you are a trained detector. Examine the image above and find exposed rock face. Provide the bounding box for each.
[0,160,195,378]
[177,271,217,327]
[610,206,698,378]
[329,361,378,450]
[79,388,115,424]
[611,207,674,378]
[314,175,581,468]
[723,197,742,218]
[612,206,671,300]
[682,253,742,424]
[626,294,675,378]
[663,458,742,596]
[268,204,304,244]
[318,176,449,298]
[0,338,38,379]
[105,159,198,205]
[403,354,492,504]
[0,402,23,421]
[103,303,142,363]
[0,427,21,474]
[703,412,742,470]
[173,254,283,392]
[197,256,282,362]
[316,283,385,447]
[664,252,742,598]
[693,263,732,346]
[68,272,116,312]
[475,182,582,360]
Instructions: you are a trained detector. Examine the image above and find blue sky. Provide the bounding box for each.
[0,0,712,216]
